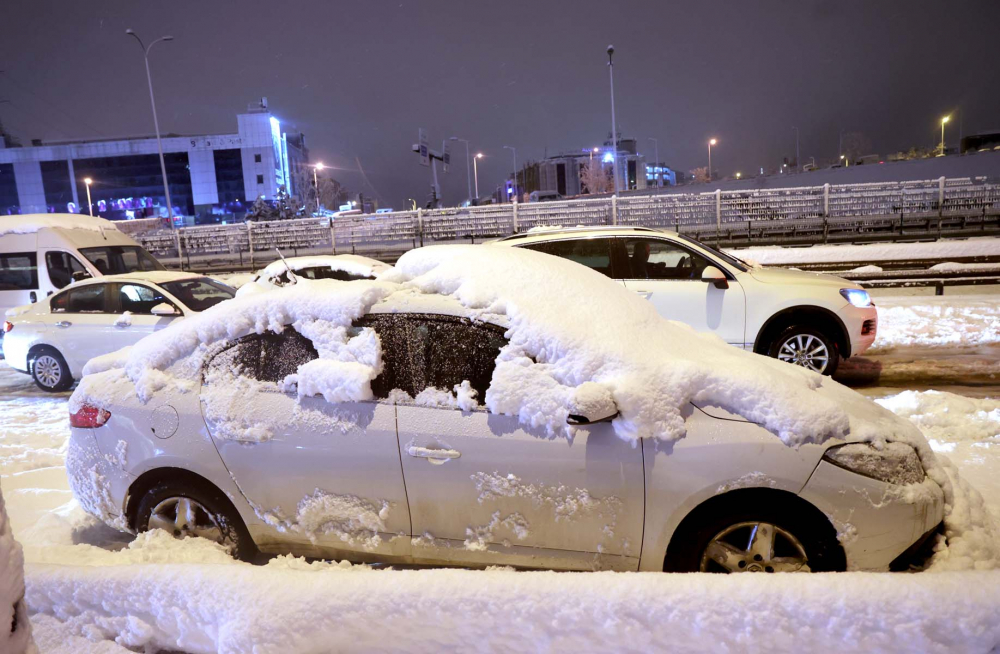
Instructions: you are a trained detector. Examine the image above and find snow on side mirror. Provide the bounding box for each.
[150,303,180,316]
[566,382,619,425]
[701,265,729,290]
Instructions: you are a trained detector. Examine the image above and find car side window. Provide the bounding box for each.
[52,284,109,313]
[353,314,417,399]
[0,252,38,291]
[205,335,263,381]
[301,267,373,282]
[45,252,86,290]
[118,283,175,314]
[620,237,715,281]
[519,238,614,277]
[405,317,508,402]
[259,331,318,383]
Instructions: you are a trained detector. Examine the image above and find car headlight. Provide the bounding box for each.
[840,288,872,308]
[822,442,924,485]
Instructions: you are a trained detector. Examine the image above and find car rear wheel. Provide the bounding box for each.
[31,348,73,392]
[135,478,257,561]
[767,326,839,376]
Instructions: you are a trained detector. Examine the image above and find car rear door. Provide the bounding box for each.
[616,236,747,347]
[200,330,410,559]
[46,283,116,375]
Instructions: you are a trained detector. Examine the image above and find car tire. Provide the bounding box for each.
[767,325,840,376]
[664,492,846,573]
[135,477,257,562]
[31,347,73,392]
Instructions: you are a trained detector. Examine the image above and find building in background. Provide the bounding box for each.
[0,98,307,224]
[646,163,678,187]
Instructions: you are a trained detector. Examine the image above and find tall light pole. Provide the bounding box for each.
[607,46,620,194]
[708,138,717,181]
[125,29,176,229]
[312,162,325,212]
[590,146,599,163]
[84,178,93,216]
[450,136,472,203]
[792,126,800,171]
[939,115,951,156]
[473,153,483,200]
[503,145,517,202]
[648,137,659,187]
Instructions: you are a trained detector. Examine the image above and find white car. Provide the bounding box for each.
[491,227,878,375]
[2,271,235,392]
[67,245,943,574]
[234,255,390,297]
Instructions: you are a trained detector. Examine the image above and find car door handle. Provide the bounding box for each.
[54,321,72,328]
[407,445,461,461]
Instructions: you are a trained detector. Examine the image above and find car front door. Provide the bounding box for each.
[389,314,645,571]
[112,283,183,343]
[200,330,410,560]
[616,236,747,347]
[46,283,116,375]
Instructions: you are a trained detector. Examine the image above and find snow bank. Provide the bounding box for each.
[876,391,1000,445]
[0,483,35,654]
[873,295,1000,350]
[0,213,117,237]
[729,237,1000,266]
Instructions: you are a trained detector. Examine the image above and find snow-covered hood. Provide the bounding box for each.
[748,266,860,290]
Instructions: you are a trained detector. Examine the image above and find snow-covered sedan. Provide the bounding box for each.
[492,226,878,375]
[234,254,390,297]
[2,271,235,392]
[67,245,945,574]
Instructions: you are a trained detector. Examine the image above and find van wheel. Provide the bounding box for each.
[767,326,839,376]
[32,347,73,392]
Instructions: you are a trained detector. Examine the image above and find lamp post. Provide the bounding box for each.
[648,137,659,187]
[590,146,599,163]
[125,29,176,229]
[473,153,483,200]
[503,145,517,202]
[607,46,620,194]
[449,137,472,203]
[312,162,324,212]
[84,178,93,216]
[792,126,799,171]
[708,138,717,181]
[939,115,950,156]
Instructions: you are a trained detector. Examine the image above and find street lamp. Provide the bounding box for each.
[939,115,951,156]
[473,153,483,200]
[503,145,517,202]
[607,46,620,194]
[312,162,325,212]
[83,178,93,216]
[449,136,472,203]
[125,29,176,230]
[708,138,717,181]
[648,138,659,187]
[735,172,742,180]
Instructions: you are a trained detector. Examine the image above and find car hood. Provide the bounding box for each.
[747,266,859,289]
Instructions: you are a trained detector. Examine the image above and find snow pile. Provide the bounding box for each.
[0,213,117,237]
[848,264,883,273]
[876,391,1000,445]
[873,295,1000,350]
[0,482,35,654]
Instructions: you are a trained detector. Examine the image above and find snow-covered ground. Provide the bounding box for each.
[2,288,999,653]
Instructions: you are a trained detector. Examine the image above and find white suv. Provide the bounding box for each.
[492,227,877,375]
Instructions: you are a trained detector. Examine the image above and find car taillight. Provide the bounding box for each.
[2,321,12,333]
[70,405,111,428]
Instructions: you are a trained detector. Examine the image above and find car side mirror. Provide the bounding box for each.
[701,265,729,290]
[567,411,619,426]
[150,303,180,316]
[566,382,619,426]
[71,270,92,282]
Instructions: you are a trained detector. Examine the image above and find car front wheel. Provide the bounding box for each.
[31,348,73,392]
[767,326,839,376]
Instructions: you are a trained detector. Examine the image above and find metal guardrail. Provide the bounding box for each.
[113,176,1000,269]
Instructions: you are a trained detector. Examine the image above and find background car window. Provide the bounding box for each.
[52,284,108,313]
[118,283,174,314]
[354,314,417,399]
[621,238,714,280]
[406,317,508,401]
[520,238,614,277]
[45,252,87,289]
[258,331,319,383]
[161,278,235,312]
[0,253,38,291]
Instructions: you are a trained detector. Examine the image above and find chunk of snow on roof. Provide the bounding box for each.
[0,213,118,236]
[259,254,390,280]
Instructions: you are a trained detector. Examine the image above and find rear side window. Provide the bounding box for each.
[354,314,418,399]
[205,331,318,384]
[406,317,507,401]
[0,252,38,291]
[45,252,87,289]
[52,284,108,313]
[519,238,614,277]
[299,267,374,282]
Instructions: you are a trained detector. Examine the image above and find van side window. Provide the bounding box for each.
[45,252,87,290]
[0,253,38,291]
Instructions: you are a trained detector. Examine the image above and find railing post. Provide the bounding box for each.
[247,221,255,270]
[715,189,722,244]
[417,208,424,247]
[938,176,946,216]
[329,217,338,255]
[610,195,617,226]
[512,201,519,233]
[174,229,183,270]
[823,183,830,217]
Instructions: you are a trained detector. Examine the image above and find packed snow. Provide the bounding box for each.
[871,294,1000,350]
[0,483,35,653]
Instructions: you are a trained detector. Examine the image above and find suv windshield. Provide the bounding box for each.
[79,246,165,275]
[161,278,235,312]
[674,234,749,272]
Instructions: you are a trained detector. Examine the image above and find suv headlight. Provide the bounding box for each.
[840,288,872,308]
[822,442,924,485]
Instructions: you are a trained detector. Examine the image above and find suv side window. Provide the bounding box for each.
[353,314,417,399]
[45,252,86,290]
[405,316,508,401]
[118,283,176,314]
[620,237,715,281]
[519,238,614,277]
[52,284,109,313]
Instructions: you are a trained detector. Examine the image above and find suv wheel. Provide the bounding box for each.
[31,347,73,392]
[768,326,839,376]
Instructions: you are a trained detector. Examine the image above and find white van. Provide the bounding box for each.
[0,214,165,320]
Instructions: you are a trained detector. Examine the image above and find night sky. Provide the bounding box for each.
[2,1,998,209]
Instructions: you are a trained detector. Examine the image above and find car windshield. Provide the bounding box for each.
[79,246,166,275]
[161,277,236,312]
[674,234,749,272]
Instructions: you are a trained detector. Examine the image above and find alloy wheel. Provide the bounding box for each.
[148,496,227,544]
[699,521,810,573]
[34,355,63,388]
[776,334,830,373]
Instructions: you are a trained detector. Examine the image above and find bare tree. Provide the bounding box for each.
[689,166,710,184]
[580,159,612,195]
[291,167,349,215]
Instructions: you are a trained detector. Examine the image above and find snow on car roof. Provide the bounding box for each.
[258,255,391,280]
[85,271,207,285]
[491,225,669,245]
[0,213,119,236]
